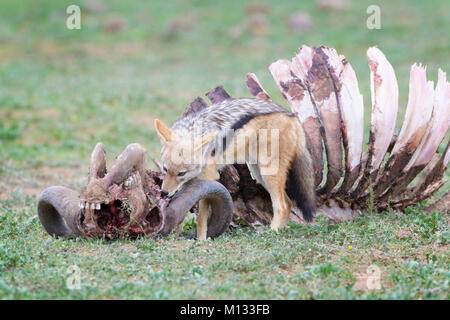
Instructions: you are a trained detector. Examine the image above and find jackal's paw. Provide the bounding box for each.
[197,233,208,241]
[270,220,282,232]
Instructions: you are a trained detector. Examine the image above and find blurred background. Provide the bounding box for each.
[0,0,448,198]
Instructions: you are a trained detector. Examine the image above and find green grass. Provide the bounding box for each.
[0,0,448,299]
[0,197,448,299]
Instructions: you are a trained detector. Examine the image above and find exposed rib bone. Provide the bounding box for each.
[182,96,209,117]
[370,63,434,199]
[405,69,450,170]
[269,56,324,186]
[385,141,449,210]
[319,47,365,197]
[352,47,399,198]
[333,57,364,196]
[306,46,344,196]
[205,85,231,104]
[366,47,399,172]
[246,73,271,101]
[410,141,449,196]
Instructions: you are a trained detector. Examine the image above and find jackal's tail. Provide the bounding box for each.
[285,149,316,222]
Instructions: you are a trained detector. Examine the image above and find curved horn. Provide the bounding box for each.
[37,186,85,238]
[89,142,107,182]
[104,143,146,186]
[160,179,233,239]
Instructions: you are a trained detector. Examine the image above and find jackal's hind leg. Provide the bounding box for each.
[261,174,288,232]
[252,163,291,227]
[283,194,293,226]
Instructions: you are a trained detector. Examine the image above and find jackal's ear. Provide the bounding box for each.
[154,119,177,144]
[193,131,218,152]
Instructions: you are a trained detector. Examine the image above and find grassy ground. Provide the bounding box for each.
[0,0,448,299]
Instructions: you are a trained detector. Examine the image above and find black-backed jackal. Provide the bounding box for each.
[155,98,316,239]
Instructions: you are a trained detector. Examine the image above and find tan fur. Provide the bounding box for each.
[155,119,178,143]
[155,112,310,239]
[221,113,306,231]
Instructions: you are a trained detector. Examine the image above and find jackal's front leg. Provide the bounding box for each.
[197,199,211,240]
[196,162,217,240]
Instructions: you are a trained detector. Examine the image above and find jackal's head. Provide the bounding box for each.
[154,119,217,196]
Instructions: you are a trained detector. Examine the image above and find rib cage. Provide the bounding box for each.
[257,45,449,213]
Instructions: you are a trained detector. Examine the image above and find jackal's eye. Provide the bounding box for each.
[163,166,167,173]
[177,171,186,177]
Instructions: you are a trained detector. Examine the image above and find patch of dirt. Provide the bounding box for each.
[130,112,155,128]
[21,124,60,147]
[166,16,194,33]
[279,256,304,275]
[73,246,100,258]
[33,107,62,118]
[316,0,350,11]
[287,12,313,33]
[396,227,415,239]
[245,13,269,35]
[21,187,42,197]
[120,244,136,251]
[0,165,81,200]
[3,107,64,147]
[436,244,449,252]
[425,190,450,214]
[33,41,65,58]
[0,107,61,120]
[84,0,106,13]
[28,38,150,62]
[0,44,23,64]
[245,3,271,15]
[417,244,449,263]
[0,187,43,200]
[103,15,127,33]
